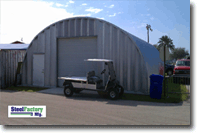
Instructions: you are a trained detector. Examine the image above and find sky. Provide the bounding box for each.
[0,0,190,53]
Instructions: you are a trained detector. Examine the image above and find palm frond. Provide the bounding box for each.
[157,35,174,51]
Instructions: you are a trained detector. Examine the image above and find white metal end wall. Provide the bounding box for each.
[21,17,149,94]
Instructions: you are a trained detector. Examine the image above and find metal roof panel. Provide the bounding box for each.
[0,44,29,50]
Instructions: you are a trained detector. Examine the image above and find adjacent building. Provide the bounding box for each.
[0,42,28,88]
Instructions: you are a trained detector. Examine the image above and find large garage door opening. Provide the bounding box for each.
[57,37,97,87]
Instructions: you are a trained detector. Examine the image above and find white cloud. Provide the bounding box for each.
[118,12,122,14]
[85,7,103,13]
[143,20,148,23]
[150,17,154,20]
[69,0,74,4]
[65,4,68,7]
[141,14,151,17]
[82,3,87,6]
[108,4,114,8]
[0,1,74,43]
[56,3,64,7]
[48,2,54,6]
[74,14,91,17]
[109,13,116,17]
[137,23,146,28]
[97,17,104,20]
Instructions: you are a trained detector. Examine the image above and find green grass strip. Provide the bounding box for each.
[122,76,189,103]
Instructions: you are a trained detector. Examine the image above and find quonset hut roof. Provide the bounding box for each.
[128,33,162,67]
[26,16,162,68]
[0,44,29,50]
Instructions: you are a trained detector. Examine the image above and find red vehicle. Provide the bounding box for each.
[173,59,190,76]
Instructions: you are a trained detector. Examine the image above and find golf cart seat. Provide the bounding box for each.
[87,71,95,78]
[87,71,102,84]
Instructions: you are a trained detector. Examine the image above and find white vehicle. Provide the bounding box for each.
[58,59,124,100]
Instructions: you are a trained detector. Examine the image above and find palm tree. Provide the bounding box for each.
[157,35,174,51]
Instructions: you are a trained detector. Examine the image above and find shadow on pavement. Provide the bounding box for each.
[0,89,18,93]
[38,90,187,107]
[1,88,188,107]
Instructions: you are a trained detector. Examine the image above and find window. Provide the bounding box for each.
[176,61,190,66]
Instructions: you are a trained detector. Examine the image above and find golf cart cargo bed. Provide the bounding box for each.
[58,77,87,82]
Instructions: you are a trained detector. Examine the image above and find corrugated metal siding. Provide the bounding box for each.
[21,54,27,85]
[0,50,26,88]
[50,25,57,87]
[27,42,33,85]
[38,32,45,53]
[128,33,163,92]
[21,17,151,94]
[44,28,51,86]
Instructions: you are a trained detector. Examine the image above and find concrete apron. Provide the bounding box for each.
[37,87,65,95]
[37,87,98,95]
[37,87,144,96]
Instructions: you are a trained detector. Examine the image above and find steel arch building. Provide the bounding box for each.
[21,17,163,95]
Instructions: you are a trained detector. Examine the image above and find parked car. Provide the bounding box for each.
[165,64,174,76]
[173,59,190,76]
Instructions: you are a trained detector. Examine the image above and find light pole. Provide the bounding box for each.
[146,24,153,43]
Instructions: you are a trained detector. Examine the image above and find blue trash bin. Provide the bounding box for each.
[149,74,164,99]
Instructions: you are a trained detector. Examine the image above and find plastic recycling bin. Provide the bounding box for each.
[149,74,164,99]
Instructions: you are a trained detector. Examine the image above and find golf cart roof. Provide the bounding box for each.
[84,59,113,62]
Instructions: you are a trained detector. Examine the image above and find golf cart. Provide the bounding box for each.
[58,59,124,100]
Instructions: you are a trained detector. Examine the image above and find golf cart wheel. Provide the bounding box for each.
[108,89,119,100]
[74,89,82,94]
[117,85,124,99]
[64,87,73,97]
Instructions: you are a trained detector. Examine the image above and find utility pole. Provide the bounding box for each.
[146,24,153,43]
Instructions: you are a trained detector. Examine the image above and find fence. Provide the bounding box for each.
[0,50,26,89]
[164,75,190,99]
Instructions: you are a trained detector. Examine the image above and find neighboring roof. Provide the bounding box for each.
[84,59,113,62]
[0,44,29,50]
[11,41,25,44]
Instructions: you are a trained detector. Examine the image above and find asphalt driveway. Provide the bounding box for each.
[0,89,190,125]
